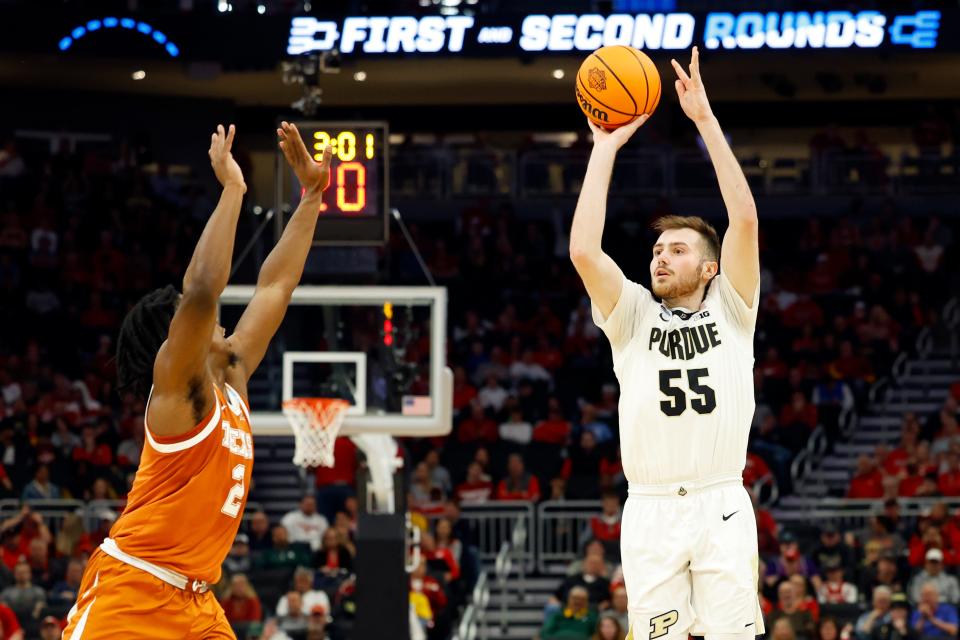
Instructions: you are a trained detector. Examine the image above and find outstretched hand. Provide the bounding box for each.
[278,121,333,194]
[671,46,713,124]
[209,124,246,192]
[588,114,649,151]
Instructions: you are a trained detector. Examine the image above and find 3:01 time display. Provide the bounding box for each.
[278,121,389,246]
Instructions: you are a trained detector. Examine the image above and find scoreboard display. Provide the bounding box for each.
[276,121,389,246]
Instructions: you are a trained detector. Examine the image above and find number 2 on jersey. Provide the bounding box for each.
[658,368,717,416]
[221,464,246,518]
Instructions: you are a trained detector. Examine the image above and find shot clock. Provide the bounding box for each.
[275,121,389,246]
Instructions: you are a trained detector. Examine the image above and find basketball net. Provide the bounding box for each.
[281,398,350,468]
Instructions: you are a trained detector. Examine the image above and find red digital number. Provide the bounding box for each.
[299,162,365,215]
[337,162,366,213]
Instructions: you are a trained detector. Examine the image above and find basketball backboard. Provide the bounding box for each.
[219,286,452,437]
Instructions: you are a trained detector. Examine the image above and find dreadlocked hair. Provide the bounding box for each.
[116,285,180,399]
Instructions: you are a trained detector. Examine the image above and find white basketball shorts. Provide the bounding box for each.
[620,473,765,640]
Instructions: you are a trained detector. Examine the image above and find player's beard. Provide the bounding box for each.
[652,263,703,302]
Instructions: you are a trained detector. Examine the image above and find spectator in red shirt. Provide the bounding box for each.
[71,424,112,467]
[788,574,820,623]
[779,391,818,431]
[599,449,624,493]
[495,454,541,501]
[315,438,357,489]
[0,531,22,574]
[749,488,780,555]
[791,324,822,360]
[457,400,498,445]
[883,414,920,476]
[451,366,477,412]
[0,463,12,498]
[314,437,357,522]
[0,508,52,572]
[421,532,459,585]
[434,518,463,570]
[914,440,938,476]
[525,303,564,340]
[79,291,118,332]
[455,462,492,505]
[532,399,572,445]
[758,347,789,382]
[939,452,960,496]
[588,491,622,561]
[806,255,839,295]
[907,526,957,568]
[531,334,563,372]
[90,230,127,287]
[220,573,263,625]
[848,455,885,499]
[828,340,874,383]
[921,503,960,556]
[782,294,825,329]
[898,464,927,497]
[410,557,447,620]
[0,602,23,640]
[899,469,939,498]
[743,452,773,490]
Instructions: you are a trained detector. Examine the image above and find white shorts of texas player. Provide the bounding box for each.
[620,473,765,639]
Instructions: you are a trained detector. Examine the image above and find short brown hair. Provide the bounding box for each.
[652,215,720,262]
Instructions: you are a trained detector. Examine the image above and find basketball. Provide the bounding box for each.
[575,45,661,129]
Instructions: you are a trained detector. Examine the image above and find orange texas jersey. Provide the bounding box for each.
[109,383,254,584]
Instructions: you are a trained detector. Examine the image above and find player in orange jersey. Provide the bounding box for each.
[62,122,332,639]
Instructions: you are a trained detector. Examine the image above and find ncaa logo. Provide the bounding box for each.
[225,387,245,418]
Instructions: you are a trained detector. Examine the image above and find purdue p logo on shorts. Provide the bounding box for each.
[649,610,679,639]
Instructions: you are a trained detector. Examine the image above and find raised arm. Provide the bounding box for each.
[151,124,246,430]
[672,47,759,306]
[569,115,648,318]
[227,122,333,387]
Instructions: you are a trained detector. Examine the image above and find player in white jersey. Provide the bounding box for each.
[570,48,764,640]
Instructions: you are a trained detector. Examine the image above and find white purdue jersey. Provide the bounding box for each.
[592,271,759,485]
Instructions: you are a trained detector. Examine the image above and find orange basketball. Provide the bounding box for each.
[575,45,661,129]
